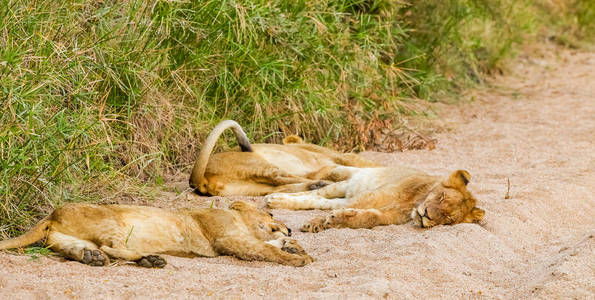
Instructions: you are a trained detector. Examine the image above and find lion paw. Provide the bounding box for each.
[81,249,109,267]
[293,255,314,267]
[136,255,167,268]
[324,211,343,227]
[308,180,330,190]
[300,217,327,233]
[280,238,307,255]
[286,253,314,267]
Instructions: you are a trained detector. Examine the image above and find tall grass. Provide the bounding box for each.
[0,0,592,238]
[532,0,595,47]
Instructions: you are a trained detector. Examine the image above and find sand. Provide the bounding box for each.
[1,47,593,299]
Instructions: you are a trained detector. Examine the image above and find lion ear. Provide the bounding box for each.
[443,170,471,189]
[342,209,357,217]
[282,135,304,144]
[462,207,485,223]
[229,201,252,211]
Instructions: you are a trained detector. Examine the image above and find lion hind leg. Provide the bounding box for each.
[305,165,337,180]
[335,153,382,168]
[271,180,332,194]
[99,246,167,268]
[266,193,349,210]
[310,166,360,182]
[263,174,311,185]
[215,178,328,196]
[213,236,312,267]
[267,180,347,198]
[47,231,109,266]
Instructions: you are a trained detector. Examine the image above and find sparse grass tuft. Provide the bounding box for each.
[24,245,53,261]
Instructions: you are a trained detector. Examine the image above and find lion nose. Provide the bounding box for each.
[287,228,292,236]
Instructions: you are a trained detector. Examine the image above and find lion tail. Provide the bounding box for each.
[0,217,51,250]
[189,120,253,191]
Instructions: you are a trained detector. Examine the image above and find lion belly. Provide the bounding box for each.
[119,213,215,257]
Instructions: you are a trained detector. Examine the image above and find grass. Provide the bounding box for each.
[533,0,595,47]
[0,0,592,238]
[24,245,53,261]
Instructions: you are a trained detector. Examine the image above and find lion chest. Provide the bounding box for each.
[344,168,422,208]
[344,169,388,198]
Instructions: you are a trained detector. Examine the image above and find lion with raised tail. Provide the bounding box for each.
[265,166,485,232]
[189,120,380,196]
[0,201,313,267]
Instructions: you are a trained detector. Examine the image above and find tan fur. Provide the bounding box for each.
[0,201,313,267]
[265,167,485,232]
[282,135,304,144]
[189,120,381,196]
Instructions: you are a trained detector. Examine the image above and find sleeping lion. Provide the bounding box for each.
[0,201,313,267]
[265,166,485,232]
[189,120,380,196]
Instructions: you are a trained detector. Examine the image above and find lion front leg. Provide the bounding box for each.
[266,193,349,210]
[265,181,350,210]
[271,180,332,194]
[325,208,384,229]
[301,209,381,232]
[47,231,109,266]
[265,237,309,256]
[301,208,408,232]
[213,236,313,267]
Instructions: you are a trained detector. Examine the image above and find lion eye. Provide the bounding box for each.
[268,212,273,217]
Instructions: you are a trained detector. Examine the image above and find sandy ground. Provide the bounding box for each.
[1,47,594,299]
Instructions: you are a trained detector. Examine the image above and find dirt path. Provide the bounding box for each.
[1,47,594,299]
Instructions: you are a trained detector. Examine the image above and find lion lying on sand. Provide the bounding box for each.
[0,201,313,267]
[189,120,380,196]
[266,166,485,232]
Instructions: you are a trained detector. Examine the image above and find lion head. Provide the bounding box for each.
[411,170,485,228]
[229,201,292,240]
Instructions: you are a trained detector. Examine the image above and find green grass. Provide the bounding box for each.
[24,245,53,261]
[533,0,595,47]
[0,0,592,238]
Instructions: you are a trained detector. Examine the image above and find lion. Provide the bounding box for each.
[265,166,485,232]
[0,201,313,267]
[189,120,381,196]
